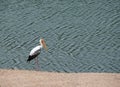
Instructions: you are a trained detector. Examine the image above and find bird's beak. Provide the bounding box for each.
[42,40,48,51]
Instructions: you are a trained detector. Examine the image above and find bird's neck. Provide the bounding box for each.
[40,44,43,48]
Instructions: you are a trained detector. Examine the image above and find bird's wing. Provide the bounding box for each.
[29,46,41,56]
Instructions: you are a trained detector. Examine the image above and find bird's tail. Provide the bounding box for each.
[27,55,34,62]
[27,58,31,62]
[27,54,39,63]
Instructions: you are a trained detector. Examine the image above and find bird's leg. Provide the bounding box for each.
[35,57,40,71]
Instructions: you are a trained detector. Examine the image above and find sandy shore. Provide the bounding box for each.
[0,69,120,87]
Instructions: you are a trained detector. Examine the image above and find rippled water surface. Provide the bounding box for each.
[0,0,120,72]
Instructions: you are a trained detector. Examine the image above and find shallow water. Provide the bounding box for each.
[0,0,120,72]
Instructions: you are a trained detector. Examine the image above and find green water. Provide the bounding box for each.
[0,0,120,72]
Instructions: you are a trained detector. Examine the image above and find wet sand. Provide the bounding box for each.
[0,69,120,87]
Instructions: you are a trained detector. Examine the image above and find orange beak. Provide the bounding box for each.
[40,39,48,51]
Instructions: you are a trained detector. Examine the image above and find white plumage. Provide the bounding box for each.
[27,39,48,62]
[29,46,42,56]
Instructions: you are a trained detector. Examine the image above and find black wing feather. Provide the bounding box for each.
[27,53,40,62]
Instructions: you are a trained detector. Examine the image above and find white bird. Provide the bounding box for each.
[27,38,48,69]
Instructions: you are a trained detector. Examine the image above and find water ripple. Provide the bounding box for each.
[0,0,120,72]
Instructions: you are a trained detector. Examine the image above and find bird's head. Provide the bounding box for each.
[40,38,48,51]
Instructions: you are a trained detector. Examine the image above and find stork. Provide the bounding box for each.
[27,38,48,70]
